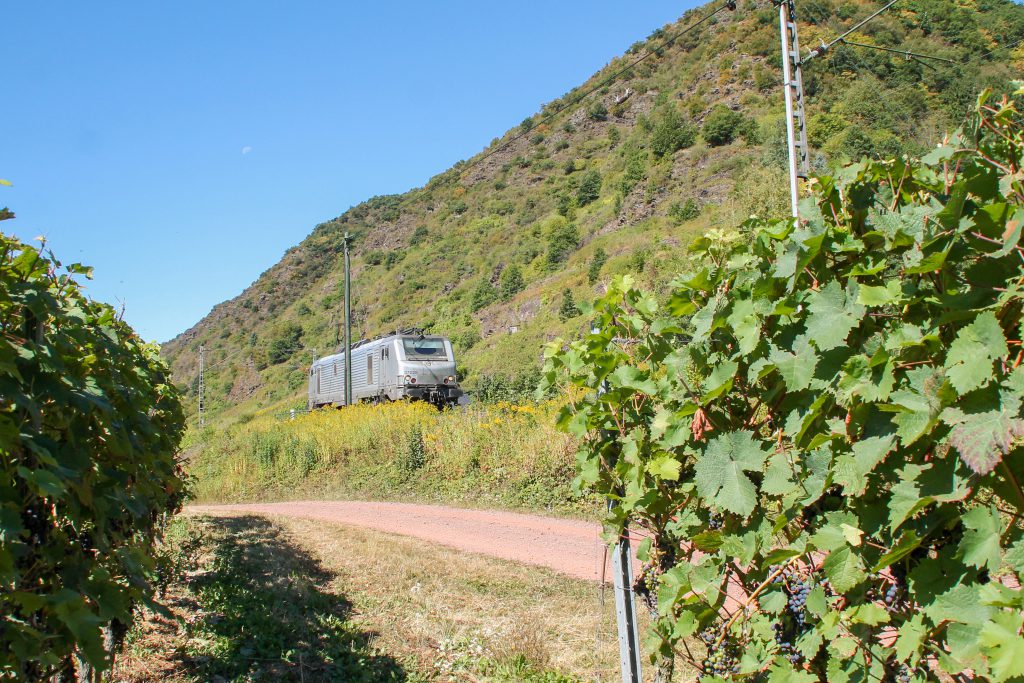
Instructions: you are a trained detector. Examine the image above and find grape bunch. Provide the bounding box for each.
[884,582,900,608]
[786,576,811,627]
[698,628,740,680]
[771,623,803,665]
[708,512,724,530]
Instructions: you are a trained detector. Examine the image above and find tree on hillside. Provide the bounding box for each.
[558,289,580,321]
[588,246,608,284]
[576,170,602,206]
[499,264,525,301]
[470,279,498,312]
[545,221,580,271]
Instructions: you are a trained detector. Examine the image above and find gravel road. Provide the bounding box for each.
[188,501,624,582]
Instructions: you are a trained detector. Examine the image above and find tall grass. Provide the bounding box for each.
[189,402,589,514]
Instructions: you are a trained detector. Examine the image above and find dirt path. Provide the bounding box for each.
[188,501,622,582]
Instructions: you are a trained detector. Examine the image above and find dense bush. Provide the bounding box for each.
[651,106,697,157]
[1,230,187,678]
[668,198,701,224]
[544,92,1024,681]
[470,279,498,312]
[588,101,609,122]
[703,104,745,146]
[267,322,303,365]
[473,368,544,404]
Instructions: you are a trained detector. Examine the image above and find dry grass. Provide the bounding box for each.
[261,513,631,681]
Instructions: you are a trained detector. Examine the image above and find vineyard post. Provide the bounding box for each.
[594,327,643,682]
[776,0,809,218]
[343,232,353,406]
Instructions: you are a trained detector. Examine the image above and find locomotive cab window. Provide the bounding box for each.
[402,337,447,360]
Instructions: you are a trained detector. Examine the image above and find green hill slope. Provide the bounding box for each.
[162,0,1024,421]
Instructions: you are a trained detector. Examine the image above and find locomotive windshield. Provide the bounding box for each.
[402,337,448,360]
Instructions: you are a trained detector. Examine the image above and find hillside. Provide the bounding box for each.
[162,0,1024,421]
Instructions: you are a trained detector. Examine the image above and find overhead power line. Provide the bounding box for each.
[805,0,901,61]
[840,39,954,65]
[457,0,739,181]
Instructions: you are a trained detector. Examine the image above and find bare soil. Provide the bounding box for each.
[187,501,622,582]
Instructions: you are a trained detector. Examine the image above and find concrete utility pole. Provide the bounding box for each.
[198,344,205,428]
[343,232,353,406]
[776,0,809,218]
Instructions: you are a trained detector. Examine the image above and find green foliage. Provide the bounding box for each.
[558,289,580,322]
[703,104,745,147]
[404,425,426,471]
[267,322,303,365]
[520,117,535,133]
[543,93,1024,682]
[588,247,608,284]
[576,170,602,206]
[668,199,701,224]
[470,279,498,312]
[0,232,187,677]
[473,368,544,404]
[620,148,648,196]
[545,221,580,271]
[651,106,697,157]
[410,225,429,245]
[499,264,525,301]
[587,101,609,122]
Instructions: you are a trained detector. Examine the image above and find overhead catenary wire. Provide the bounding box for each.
[454,0,740,183]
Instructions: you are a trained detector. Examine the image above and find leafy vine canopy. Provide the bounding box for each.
[543,87,1024,681]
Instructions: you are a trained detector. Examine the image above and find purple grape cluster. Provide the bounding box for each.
[787,576,811,626]
[771,623,803,665]
[698,628,740,680]
[708,512,723,530]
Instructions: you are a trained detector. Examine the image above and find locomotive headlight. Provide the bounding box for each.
[444,376,454,384]
[406,374,416,384]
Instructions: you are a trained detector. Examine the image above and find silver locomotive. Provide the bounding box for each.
[308,332,462,410]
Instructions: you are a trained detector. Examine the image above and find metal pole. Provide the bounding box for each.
[612,505,643,682]
[343,233,353,407]
[198,344,205,428]
[593,326,643,683]
[777,0,808,218]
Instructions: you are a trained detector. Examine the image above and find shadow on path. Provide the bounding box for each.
[185,514,406,682]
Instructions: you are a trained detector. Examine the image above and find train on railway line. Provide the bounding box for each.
[308,331,462,410]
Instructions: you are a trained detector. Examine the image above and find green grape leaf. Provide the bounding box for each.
[804,281,864,351]
[979,611,1024,682]
[833,435,894,495]
[822,546,866,593]
[694,431,770,517]
[958,504,1002,573]
[944,312,1008,395]
[943,393,1024,475]
[769,342,818,392]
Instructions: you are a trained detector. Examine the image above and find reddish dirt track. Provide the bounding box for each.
[187,501,624,583]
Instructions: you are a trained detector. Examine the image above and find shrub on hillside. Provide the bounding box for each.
[668,198,700,224]
[0,230,187,678]
[469,279,498,312]
[587,101,609,122]
[267,322,303,365]
[651,106,697,157]
[576,170,602,206]
[702,104,744,146]
[545,221,580,271]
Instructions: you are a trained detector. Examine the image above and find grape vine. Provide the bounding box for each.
[0,226,187,678]
[543,88,1024,681]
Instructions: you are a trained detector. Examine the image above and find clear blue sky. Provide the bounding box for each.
[3,1,700,343]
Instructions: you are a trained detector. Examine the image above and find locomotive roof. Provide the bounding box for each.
[311,333,450,367]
